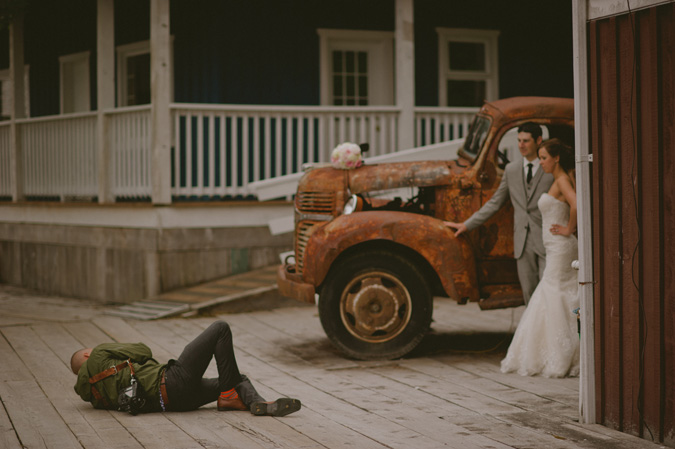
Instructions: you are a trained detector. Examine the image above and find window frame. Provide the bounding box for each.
[116,39,174,107]
[436,28,500,107]
[59,51,91,114]
[317,28,394,106]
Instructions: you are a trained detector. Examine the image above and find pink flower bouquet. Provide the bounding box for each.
[331,142,363,170]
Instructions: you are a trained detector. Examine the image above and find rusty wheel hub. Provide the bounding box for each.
[340,271,412,343]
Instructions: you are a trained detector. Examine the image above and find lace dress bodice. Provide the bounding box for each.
[540,193,578,263]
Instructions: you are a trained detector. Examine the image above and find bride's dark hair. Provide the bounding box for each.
[539,138,575,172]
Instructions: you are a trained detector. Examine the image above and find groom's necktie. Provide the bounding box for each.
[526,163,533,184]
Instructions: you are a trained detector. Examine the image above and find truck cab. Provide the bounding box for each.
[277,97,575,360]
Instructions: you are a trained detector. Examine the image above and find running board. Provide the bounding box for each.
[477,284,525,310]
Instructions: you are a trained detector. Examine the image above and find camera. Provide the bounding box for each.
[118,376,146,415]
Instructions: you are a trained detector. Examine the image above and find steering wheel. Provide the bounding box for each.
[497,149,510,166]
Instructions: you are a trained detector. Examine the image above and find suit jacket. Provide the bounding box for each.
[465,157,554,259]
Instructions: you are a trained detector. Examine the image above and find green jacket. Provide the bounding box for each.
[74,343,166,413]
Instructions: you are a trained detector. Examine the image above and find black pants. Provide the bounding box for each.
[164,321,243,411]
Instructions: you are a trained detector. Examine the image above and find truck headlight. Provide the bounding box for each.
[343,194,363,215]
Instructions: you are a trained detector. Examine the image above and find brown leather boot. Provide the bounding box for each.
[250,398,301,417]
[217,389,248,411]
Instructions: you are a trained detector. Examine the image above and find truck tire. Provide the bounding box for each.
[319,250,433,360]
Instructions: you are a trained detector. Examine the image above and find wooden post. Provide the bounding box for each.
[97,0,115,204]
[150,0,172,205]
[395,0,415,151]
[572,0,596,424]
[9,13,26,202]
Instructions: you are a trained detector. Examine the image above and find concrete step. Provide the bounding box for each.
[105,265,280,320]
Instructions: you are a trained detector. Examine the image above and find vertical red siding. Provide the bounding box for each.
[593,15,623,430]
[589,3,675,446]
[661,5,675,444]
[637,7,663,443]
[617,12,641,435]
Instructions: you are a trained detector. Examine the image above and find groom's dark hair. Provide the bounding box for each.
[517,122,543,140]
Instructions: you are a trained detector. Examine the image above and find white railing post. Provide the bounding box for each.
[97,0,114,203]
[95,0,114,306]
[395,0,415,151]
[150,0,172,205]
[9,13,26,202]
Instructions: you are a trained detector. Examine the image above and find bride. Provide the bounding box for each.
[501,138,580,377]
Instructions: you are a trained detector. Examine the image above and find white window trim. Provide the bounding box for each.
[59,51,91,114]
[436,28,500,107]
[0,65,31,119]
[317,28,394,106]
[116,39,174,107]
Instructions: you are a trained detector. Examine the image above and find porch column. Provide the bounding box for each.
[395,0,415,151]
[9,13,26,202]
[150,0,172,205]
[572,0,596,423]
[97,0,115,203]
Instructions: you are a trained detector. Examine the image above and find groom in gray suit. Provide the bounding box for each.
[446,122,554,305]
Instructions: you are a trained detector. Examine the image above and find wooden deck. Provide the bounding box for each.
[0,284,664,449]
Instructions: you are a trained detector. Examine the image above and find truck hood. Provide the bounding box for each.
[348,161,457,193]
[296,160,469,195]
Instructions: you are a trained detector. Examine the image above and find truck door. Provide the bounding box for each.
[475,126,522,297]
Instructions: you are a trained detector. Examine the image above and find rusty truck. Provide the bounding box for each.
[276,97,575,360]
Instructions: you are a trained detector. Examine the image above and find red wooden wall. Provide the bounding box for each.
[588,3,674,446]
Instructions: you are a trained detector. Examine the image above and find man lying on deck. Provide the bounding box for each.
[70,320,301,416]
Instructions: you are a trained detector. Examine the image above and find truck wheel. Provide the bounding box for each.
[319,250,432,360]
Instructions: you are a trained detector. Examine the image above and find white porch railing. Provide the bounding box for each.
[414,106,477,147]
[19,112,98,199]
[170,104,476,198]
[109,105,152,198]
[0,122,10,197]
[2,104,478,201]
[170,104,400,198]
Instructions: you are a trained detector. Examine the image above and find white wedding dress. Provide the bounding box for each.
[501,193,580,377]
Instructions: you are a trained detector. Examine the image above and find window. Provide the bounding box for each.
[318,29,394,106]
[331,49,368,105]
[461,115,491,160]
[437,28,499,107]
[0,67,31,120]
[59,51,91,113]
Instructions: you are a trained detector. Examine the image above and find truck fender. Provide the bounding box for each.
[302,211,479,301]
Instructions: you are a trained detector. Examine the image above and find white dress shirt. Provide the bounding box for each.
[523,158,541,180]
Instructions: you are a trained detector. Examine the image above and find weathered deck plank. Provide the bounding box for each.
[0,396,21,449]
[3,324,143,449]
[193,319,393,449]
[0,284,668,449]
[227,311,554,448]
[1,326,88,449]
[221,316,500,449]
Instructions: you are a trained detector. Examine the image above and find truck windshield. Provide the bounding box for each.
[460,116,491,161]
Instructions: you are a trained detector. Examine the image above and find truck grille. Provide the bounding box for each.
[296,221,319,274]
[296,191,336,213]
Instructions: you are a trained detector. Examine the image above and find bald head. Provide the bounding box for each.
[70,348,92,374]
